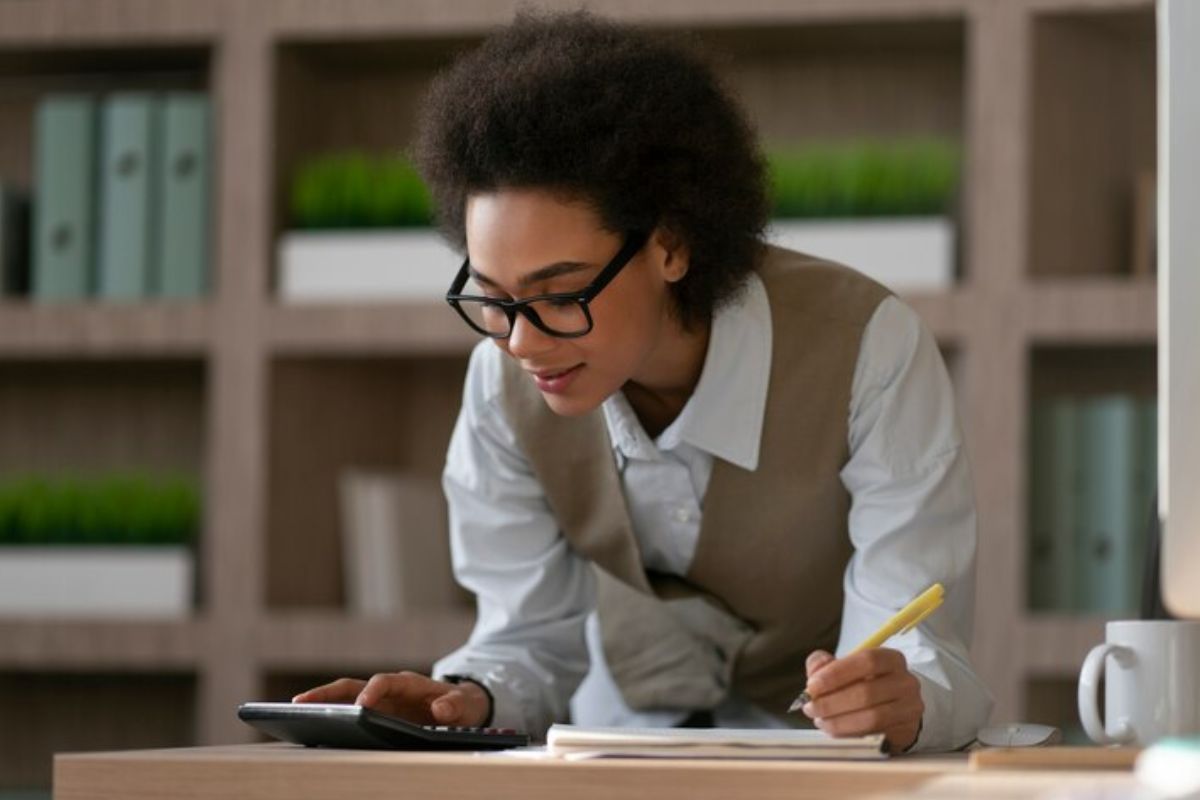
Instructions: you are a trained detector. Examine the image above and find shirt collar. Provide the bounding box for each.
[601,272,773,471]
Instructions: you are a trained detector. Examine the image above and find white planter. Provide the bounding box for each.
[0,546,193,618]
[277,229,461,302]
[766,216,955,293]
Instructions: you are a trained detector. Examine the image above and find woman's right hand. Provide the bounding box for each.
[291,671,491,728]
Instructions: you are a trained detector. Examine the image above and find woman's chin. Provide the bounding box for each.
[537,386,605,417]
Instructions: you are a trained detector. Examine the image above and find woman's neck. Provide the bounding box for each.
[622,317,711,439]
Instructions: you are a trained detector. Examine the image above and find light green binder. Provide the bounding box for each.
[1047,398,1080,612]
[1075,395,1140,613]
[1029,399,1056,611]
[155,92,210,298]
[32,95,98,300]
[96,93,159,301]
[1029,398,1079,612]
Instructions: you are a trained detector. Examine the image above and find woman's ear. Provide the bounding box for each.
[651,226,691,283]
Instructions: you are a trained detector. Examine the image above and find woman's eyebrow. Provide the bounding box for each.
[469,260,594,289]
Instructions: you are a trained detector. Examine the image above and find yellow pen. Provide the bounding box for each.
[787,583,945,714]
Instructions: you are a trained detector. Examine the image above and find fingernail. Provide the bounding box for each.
[291,694,302,703]
[433,699,452,717]
[802,703,815,718]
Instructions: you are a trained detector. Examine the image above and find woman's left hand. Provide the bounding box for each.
[800,648,924,753]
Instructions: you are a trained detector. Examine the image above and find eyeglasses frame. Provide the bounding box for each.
[445,230,651,339]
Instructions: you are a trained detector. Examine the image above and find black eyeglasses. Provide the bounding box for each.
[445,231,650,339]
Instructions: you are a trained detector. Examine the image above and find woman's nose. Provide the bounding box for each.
[505,311,557,360]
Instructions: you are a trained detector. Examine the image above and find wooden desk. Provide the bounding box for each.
[52,744,1136,800]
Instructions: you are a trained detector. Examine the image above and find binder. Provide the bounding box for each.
[1076,396,1140,613]
[96,93,159,300]
[1029,399,1077,611]
[1029,397,1081,612]
[32,95,98,300]
[0,183,31,297]
[1029,400,1054,611]
[155,93,210,298]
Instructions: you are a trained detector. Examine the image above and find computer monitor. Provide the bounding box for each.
[1158,0,1200,617]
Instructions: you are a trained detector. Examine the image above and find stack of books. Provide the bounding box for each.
[3,92,212,303]
[338,470,470,616]
[1028,394,1158,614]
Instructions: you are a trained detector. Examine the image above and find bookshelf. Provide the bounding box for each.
[0,0,1158,790]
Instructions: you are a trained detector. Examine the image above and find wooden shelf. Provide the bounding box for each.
[1027,3,1155,279]
[265,303,476,356]
[0,0,221,45]
[0,303,212,358]
[0,618,202,671]
[1020,615,1112,675]
[254,611,475,671]
[1029,338,1156,399]
[902,289,974,343]
[0,671,197,790]
[262,0,976,38]
[1022,278,1157,342]
[265,355,467,609]
[0,0,1166,783]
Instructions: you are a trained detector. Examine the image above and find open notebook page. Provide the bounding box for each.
[546,724,888,761]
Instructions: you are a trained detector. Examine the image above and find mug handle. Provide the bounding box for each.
[1078,642,1136,745]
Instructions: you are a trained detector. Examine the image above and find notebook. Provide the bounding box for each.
[546,724,888,761]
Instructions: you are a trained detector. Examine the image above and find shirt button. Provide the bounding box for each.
[674,507,691,523]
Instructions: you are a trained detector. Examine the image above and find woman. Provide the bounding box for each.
[295,10,992,753]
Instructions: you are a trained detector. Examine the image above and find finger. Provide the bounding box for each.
[803,670,916,720]
[292,677,366,704]
[805,648,907,697]
[430,689,467,724]
[806,650,835,678]
[356,671,446,710]
[814,696,923,739]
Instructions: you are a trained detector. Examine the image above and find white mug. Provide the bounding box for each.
[1078,620,1200,746]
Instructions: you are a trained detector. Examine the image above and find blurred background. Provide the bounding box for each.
[0,0,1159,795]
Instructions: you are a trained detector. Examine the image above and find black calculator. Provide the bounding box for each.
[237,702,531,751]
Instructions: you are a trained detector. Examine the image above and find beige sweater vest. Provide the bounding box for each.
[499,245,890,717]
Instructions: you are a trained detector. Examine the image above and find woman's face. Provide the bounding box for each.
[464,188,688,417]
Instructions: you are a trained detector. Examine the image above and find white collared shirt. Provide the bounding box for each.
[434,272,994,752]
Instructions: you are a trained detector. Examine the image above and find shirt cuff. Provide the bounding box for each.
[435,663,541,739]
[909,666,992,753]
[908,670,952,753]
[441,674,495,727]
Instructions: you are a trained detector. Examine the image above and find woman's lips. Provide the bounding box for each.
[530,364,584,395]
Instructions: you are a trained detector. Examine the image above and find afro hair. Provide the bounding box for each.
[414,9,770,328]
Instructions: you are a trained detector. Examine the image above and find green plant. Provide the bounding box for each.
[289,152,435,229]
[0,473,200,547]
[765,139,960,219]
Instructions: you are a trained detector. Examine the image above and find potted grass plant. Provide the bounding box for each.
[764,138,960,292]
[277,152,460,302]
[0,473,199,617]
